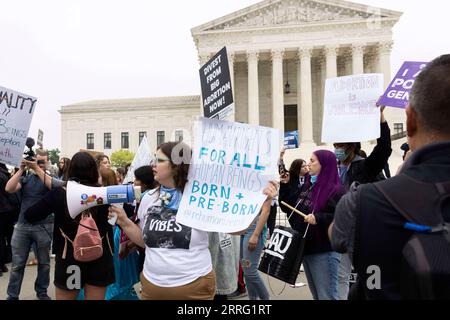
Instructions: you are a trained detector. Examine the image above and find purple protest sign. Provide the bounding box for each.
[378,61,428,109]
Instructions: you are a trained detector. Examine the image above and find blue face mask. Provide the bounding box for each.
[310,175,318,184]
[334,148,348,162]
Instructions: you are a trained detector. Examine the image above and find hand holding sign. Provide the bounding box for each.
[176,118,280,233]
[263,180,279,199]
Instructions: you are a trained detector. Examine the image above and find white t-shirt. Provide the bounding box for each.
[137,188,159,230]
[139,190,212,287]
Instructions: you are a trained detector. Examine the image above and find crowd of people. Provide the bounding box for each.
[0,54,449,300]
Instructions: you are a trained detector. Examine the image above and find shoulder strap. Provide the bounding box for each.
[59,228,73,260]
[102,232,114,256]
[373,175,448,226]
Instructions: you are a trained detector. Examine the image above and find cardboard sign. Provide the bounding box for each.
[284,131,299,149]
[321,74,384,143]
[37,129,44,149]
[199,47,234,120]
[122,135,151,184]
[378,61,428,109]
[176,117,280,233]
[0,86,37,167]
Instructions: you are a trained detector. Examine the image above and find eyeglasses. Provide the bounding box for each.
[153,154,170,164]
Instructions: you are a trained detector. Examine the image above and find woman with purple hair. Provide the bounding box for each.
[280,150,344,300]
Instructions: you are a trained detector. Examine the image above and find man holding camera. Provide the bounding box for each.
[4,149,59,300]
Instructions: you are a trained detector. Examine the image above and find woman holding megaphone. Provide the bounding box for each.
[24,152,115,300]
[108,141,216,300]
[109,142,278,300]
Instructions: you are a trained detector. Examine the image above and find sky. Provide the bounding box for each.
[1,0,449,150]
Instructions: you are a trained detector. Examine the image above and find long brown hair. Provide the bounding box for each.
[100,167,118,187]
[158,141,191,191]
[58,157,71,181]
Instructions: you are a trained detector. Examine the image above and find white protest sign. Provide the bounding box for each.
[122,135,151,184]
[321,74,384,143]
[0,86,37,167]
[176,117,281,233]
[37,129,44,149]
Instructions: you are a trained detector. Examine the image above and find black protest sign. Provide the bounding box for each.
[199,47,233,119]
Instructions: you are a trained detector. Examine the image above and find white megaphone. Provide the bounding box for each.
[66,181,141,222]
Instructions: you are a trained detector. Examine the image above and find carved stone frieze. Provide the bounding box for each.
[207,0,377,31]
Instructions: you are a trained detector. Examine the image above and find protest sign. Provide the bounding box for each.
[0,86,37,167]
[176,117,280,233]
[284,131,299,149]
[122,135,151,184]
[200,47,234,120]
[37,129,44,149]
[378,61,427,108]
[321,74,384,143]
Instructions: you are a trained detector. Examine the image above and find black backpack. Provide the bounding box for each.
[374,175,450,300]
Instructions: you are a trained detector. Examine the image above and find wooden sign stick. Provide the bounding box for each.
[280,201,308,219]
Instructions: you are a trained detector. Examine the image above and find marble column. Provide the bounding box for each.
[297,47,314,144]
[247,50,260,125]
[325,45,338,79]
[228,52,236,122]
[271,49,285,133]
[198,53,211,116]
[352,43,365,75]
[377,41,394,88]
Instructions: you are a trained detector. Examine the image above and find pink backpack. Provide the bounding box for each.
[60,211,112,262]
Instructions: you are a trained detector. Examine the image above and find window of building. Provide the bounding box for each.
[86,133,94,150]
[157,131,165,147]
[121,132,129,149]
[104,133,111,149]
[175,130,183,142]
[139,131,147,144]
[394,123,404,135]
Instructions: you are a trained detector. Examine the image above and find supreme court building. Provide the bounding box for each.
[60,0,405,159]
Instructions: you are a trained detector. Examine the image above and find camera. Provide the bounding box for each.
[23,137,36,161]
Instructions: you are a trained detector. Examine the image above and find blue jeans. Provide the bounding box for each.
[303,251,340,300]
[7,223,53,299]
[241,220,269,300]
[338,253,352,300]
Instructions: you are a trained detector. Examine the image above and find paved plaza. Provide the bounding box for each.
[0,257,312,300]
